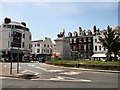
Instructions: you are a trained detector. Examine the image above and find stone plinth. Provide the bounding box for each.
[54,37,71,60]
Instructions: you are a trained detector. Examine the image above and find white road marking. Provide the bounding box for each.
[49,76,92,82]
[31,76,92,82]
[35,66,64,73]
[48,70,64,72]
[59,71,81,75]
[50,76,64,80]
[27,64,64,73]
[28,64,35,67]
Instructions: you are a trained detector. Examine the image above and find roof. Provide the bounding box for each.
[8,22,25,27]
[113,25,120,31]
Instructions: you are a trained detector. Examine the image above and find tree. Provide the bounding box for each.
[112,36,120,61]
[99,25,120,61]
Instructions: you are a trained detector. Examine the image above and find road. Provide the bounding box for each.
[0,62,119,88]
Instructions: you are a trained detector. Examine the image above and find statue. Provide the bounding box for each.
[57,29,65,38]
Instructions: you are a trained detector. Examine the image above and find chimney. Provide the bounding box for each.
[79,27,82,35]
[4,17,11,24]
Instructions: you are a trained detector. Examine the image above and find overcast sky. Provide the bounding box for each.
[0,1,119,42]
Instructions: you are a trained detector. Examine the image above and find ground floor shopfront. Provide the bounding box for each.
[0,49,31,62]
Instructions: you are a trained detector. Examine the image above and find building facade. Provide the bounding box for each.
[0,18,32,62]
[31,37,54,61]
[66,27,93,60]
[92,29,107,60]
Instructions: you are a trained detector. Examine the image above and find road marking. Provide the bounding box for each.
[48,70,64,72]
[35,66,64,73]
[31,76,92,82]
[50,76,64,80]
[59,71,81,75]
[28,64,35,67]
[49,76,92,82]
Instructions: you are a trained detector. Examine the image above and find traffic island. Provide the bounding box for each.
[46,62,120,72]
[16,74,39,79]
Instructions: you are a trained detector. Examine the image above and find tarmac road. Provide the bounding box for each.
[0,62,119,88]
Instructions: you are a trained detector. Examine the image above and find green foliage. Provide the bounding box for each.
[47,60,120,66]
[98,25,120,61]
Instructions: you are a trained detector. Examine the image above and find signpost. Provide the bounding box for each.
[17,48,19,73]
[10,29,22,74]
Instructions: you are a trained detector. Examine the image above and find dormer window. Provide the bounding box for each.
[73,31,78,37]
[68,32,72,37]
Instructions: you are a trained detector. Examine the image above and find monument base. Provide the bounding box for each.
[54,37,71,60]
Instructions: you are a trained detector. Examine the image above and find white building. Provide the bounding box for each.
[92,30,107,60]
[92,26,120,60]
[0,18,32,62]
[31,37,55,61]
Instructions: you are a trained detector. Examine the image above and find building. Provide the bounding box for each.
[0,18,32,62]
[31,37,54,61]
[92,29,107,60]
[113,25,120,57]
[92,25,120,60]
[66,27,93,60]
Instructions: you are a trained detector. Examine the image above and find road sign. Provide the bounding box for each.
[11,31,22,48]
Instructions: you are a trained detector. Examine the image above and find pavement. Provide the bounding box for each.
[1,63,21,78]
[0,63,120,79]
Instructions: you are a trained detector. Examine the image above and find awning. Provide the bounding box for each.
[92,54,106,58]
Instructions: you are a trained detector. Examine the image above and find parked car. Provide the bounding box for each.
[39,57,45,63]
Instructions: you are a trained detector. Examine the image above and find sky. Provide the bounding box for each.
[0,1,119,42]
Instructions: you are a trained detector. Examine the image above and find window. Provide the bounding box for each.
[22,42,25,48]
[35,44,36,47]
[31,44,32,47]
[6,25,11,29]
[99,46,101,51]
[8,41,10,47]
[23,34,25,39]
[104,48,106,51]
[74,38,76,43]
[29,35,31,40]
[84,45,86,51]
[84,38,86,42]
[37,49,40,53]
[88,37,91,42]
[73,46,76,50]
[95,39,97,42]
[44,44,46,47]
[88,44,92,50]
[47,45,49,47]
[37,44,40,47]
[70,39,72,43]
[79,38,82,43]
[95,46,97,51]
